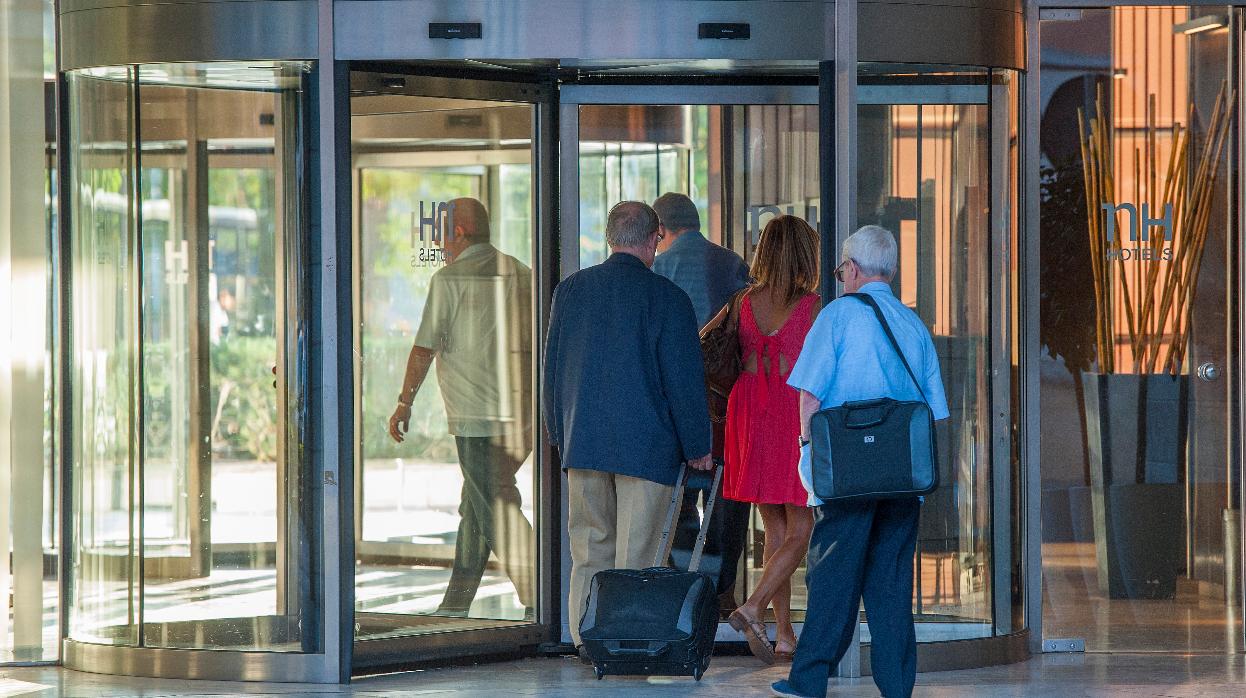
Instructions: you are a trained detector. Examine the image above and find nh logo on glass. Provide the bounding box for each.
[1101,202,1174,261]
[408,201,456,268]
[747,204,821,242]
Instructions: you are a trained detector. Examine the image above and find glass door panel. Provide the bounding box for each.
[67,69,139,646]
[351,76,540,642]
[137,77,297,647]
[1038,6,1242,652]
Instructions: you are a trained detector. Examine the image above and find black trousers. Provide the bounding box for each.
[438,435,535,612]
[672,478,750,595]
[788,498,920,698]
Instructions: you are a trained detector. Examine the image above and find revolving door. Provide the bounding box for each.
[61,62,346,679]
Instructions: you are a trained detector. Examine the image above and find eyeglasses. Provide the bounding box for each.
[834,259,856,283]
[656,227,666,243]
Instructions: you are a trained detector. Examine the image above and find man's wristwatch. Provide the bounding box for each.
[799,435,811,448]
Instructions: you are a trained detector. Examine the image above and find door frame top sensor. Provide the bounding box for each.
[698,23,751,40]
[429,22,483,39]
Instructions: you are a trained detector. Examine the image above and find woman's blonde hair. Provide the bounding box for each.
[749,214,820,305]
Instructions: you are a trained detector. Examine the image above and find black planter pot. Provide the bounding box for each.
[1081,372,1188,600]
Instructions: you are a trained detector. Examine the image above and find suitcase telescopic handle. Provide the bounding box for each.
[652,463,724,571]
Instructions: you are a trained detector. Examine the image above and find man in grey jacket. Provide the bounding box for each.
[651,192,752,613]
[542,200,714,650]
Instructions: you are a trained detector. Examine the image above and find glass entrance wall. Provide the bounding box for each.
[1038,5,1243,652]
[65,62,318,653]
[351,82,540,643]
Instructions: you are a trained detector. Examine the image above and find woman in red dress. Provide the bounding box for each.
[714,215,819,664]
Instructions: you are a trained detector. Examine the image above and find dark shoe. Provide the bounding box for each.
[717,590,739,620]
[771,679,816,697]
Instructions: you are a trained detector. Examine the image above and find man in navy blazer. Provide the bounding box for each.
[542,200,714,650]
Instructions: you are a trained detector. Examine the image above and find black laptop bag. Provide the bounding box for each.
[578,464,722,681]
[809,293,939,501]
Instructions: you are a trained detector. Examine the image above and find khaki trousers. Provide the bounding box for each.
[566,468,674,646]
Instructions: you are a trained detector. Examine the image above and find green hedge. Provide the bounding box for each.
[211,336,279,462]
[136,334,459,465]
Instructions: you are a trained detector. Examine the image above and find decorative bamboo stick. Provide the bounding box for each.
[1079,80,1234,376]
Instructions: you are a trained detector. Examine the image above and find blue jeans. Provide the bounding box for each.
[787,498,920,698]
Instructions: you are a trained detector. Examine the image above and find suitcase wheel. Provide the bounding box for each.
[593,664,604,680]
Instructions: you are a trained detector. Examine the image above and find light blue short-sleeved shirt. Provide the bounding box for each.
[787,281,950,506]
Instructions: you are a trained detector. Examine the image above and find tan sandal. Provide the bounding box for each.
[774,639,796,662]
[728,610,776,665]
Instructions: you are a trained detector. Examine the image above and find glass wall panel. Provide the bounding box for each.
[1,0,60,662]
[66,61,314,652]
[352,91,538,639]
[1039,6,1242,652]
[67,69,139,646]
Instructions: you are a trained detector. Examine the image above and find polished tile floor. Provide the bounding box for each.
[1043,542,1244,653]
[1,653,1244,697]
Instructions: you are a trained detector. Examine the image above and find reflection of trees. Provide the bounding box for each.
[1040,159,1096,484]
[209,337,278,462]
[209,168,277,337]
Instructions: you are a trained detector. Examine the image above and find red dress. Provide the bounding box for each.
[723,292,818,506]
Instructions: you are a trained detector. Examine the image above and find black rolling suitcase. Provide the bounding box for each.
[579,464,722,681]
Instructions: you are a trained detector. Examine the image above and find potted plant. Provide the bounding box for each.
[1076,84,1233,599]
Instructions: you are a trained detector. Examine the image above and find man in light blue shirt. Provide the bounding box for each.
[772,225,948,698]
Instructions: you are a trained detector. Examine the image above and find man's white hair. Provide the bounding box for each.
[842,225,898,278]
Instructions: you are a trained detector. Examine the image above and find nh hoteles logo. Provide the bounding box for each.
[1100,202,1174,261]
[407,200,456,268]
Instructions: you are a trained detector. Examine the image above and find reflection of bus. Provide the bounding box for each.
[88,189,276,338]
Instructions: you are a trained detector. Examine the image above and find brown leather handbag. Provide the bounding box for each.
[699,288,748,423]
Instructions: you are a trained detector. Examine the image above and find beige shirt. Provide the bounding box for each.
[414,243,533,437]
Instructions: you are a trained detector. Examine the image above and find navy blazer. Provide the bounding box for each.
[542,252,712,486]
